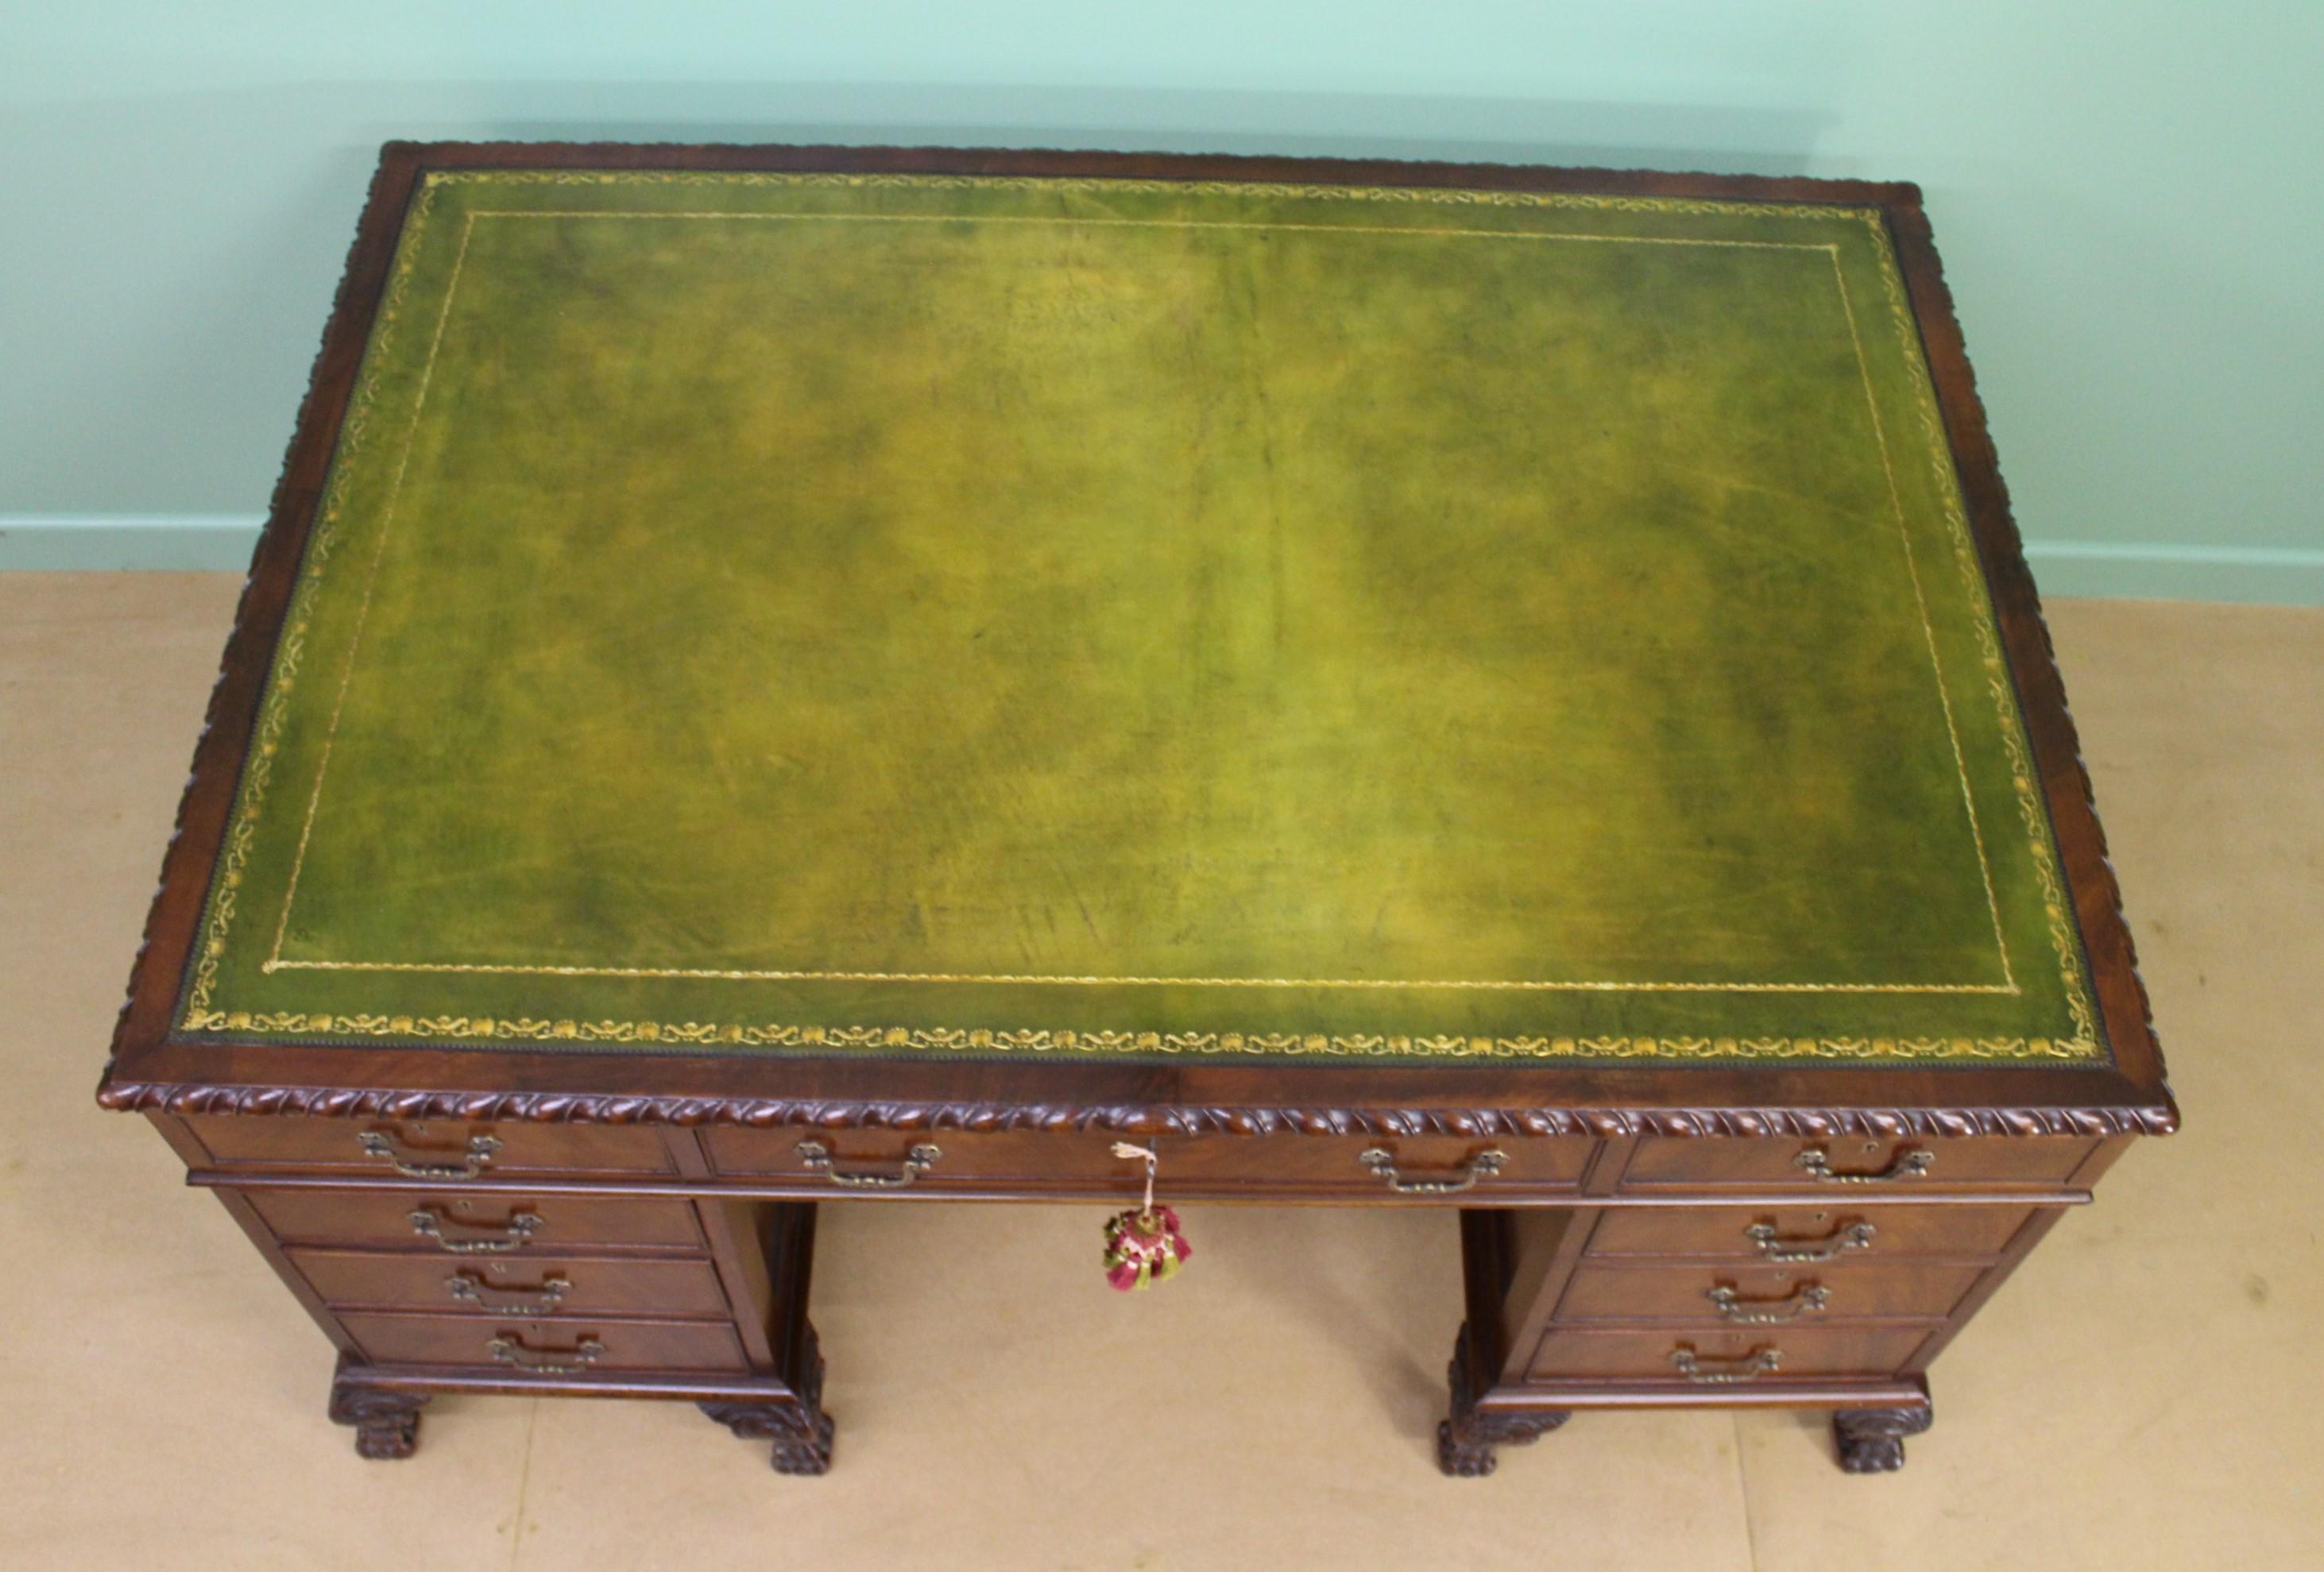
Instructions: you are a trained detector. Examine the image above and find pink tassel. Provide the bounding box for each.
[1102,1145,1190,1290]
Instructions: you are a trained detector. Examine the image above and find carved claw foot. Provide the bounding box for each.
[327,1378,429,1461]
[1437,1410,1568,1477]
[702,1320,833,1473]
[700,1399,836,1474]
[1833,1404,1933,1473]
[1439,1319,1568,1477]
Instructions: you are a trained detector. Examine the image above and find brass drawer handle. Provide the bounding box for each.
[1669,1346,1782,1385]
[360,1130,501,1180]
[486,1333,604,1374]
[408,1207,543,1253]
[447,1271,570,1313]
[795,1140,942,1188]
[1794,1146,1933,1184]
[1746,1220,1875,1263]
[1707,1282,1830,1325]
[1357,1148,1507,1195]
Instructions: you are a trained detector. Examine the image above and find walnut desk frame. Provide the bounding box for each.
[98,141,2175,1479]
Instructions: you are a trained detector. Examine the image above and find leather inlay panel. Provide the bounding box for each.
[174,172,2102,1068]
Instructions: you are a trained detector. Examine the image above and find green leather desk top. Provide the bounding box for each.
[177,169,2103,1069]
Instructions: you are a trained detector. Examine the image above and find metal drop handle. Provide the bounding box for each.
[359,1130,501,1180]
[1795,1147,1934,1185]
[1746,1220,1876,1263]
[1357,1148,1507,1195]
[1669,1346,1782,1385]
[447,1272,570,1313]
[408,1207,542,1253]
[1707,1282,1830,1325]
[487,1333,604,1374]
[795,1140,942,1188]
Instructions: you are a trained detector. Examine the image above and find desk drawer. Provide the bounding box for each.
[1526,1325,1932,1383]
[702,1128,1590,1199]
[1585,1203,2033,1261]
[1615,1136,2094,1193]
[242,1189,706,1252]
[289,1248,733,1318]
[338,1311,748,1373]
[1555,1261,1986,1324]
[180,1114,676,1179]
[703,1127,1116,1188]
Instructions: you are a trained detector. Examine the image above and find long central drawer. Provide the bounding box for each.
[700,1127,1595,1199]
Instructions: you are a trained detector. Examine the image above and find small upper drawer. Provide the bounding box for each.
[1614,1136,2096,1193]
[178,1114,678,1179]
[700,1127,1591,1200]
[1584,1203,2035,1261]
[242,1188,707,1253]
[1554,1261,1987,1325]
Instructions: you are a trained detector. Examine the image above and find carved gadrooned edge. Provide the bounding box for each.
[93,1080,2183,1137]
[1440,1320,1568,1477]
[391,141,1920,208]
[1886,201,2168,1100]
[103,149,422,1077]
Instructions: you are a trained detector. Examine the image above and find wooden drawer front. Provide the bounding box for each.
[1616,1136,2094,1193]
[1160,1135,1591,1197]
[288,1248,731,1318]
[702,1128,1591,1199]
[338,1312,748,1373]
[180,1114,676,1178]
[703,1127,1114,1187]
[1526,1326,1932,1383]
[1555,1261,1987,1324]
[1585,1203,2033,1261]
[242,1189,706,1252]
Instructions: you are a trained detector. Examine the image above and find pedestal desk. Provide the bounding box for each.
[98,142,2175,1477]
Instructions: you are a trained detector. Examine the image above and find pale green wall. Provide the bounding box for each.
[3,2,2319,597]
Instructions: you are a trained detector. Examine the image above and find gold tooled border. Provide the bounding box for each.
[178,1010,2098,1062]
[180,171,2102,1064]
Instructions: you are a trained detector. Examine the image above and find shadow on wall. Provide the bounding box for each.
[0,79,1829,518]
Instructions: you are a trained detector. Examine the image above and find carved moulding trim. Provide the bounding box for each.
[94,1077,2179,1138]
